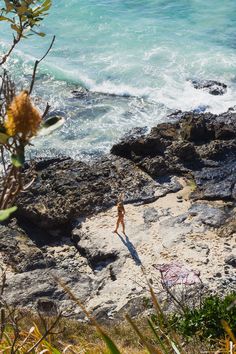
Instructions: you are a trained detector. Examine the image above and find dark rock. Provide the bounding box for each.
[71,87,89,98]
[167,141,199,166]
[117,297,146,319]
[138,156,168,177]
[191,79,227,95]
[214,272,222,278]
[188,204,227,227]
[180,115,208,142]
[143,207,159,224]
[193,160,236,201]
[92,305,116,322]
[37,298,58,315]
[174,142,197,160]
[193,105,210,113]
[111,122,176,160]
[1,107,235,321]
[16,156,159,234]
[0,225,55,272]
[225,255,236,268]
[111,111,236,184]
[109,265,116,281]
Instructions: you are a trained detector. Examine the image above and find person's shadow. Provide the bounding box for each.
[117,233,142,266]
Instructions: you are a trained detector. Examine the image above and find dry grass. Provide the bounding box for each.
[1,310,232,354]
[0,278,235,353]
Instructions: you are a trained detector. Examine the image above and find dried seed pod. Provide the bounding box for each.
[5,90,41,140]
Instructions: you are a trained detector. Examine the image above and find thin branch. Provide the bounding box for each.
[160,273,186,313]
[10,322,20,354]
[26,312,62,354]
[0,147,7,176]
[29,35,56,95]
[0,165,14,208]
[22,177,36,191]
[0,34,22,66]
[42,102,51,119]
[0,269,6,296]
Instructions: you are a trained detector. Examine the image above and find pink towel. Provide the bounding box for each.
[153,262,201,287]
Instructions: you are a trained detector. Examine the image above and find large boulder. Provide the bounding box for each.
[15,110,235,236]
[111,111,236,189]
[192,159,236,201]
[16,156,161,235]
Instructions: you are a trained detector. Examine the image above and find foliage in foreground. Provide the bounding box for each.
[0,0,57,220]
[1,274,236,354]
[170,292,236,340]
[0,0,52,65]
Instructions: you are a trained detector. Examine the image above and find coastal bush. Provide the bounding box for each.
[58,280,236,353]
[170,292,236,340]
[0,0,52,65]
[1,274,236,353]
[0,0,54,221]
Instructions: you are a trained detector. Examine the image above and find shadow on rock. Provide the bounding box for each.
[117,233,142,266]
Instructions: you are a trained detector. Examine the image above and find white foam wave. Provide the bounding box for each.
[45,60,236,114]
[4,43,236,117]
[153,80,236,115]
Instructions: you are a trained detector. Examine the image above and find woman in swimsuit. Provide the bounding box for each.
[114,201,125,234]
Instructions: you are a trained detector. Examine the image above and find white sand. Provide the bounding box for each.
[78,178,235,313]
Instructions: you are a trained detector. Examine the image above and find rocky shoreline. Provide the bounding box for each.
[1,108,235,321]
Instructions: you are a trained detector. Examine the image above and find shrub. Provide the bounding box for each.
[170,292,236,339]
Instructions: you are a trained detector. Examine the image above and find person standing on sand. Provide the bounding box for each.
[113,200,125,234]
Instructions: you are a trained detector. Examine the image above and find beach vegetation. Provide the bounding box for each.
[0,0,52,65]
[0,0,54,221]
[0,272,236,353]
[170,292,236,340]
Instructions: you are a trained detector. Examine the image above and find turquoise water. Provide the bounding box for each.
[1,0,236,158]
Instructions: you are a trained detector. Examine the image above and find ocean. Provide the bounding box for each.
[1,0,236,159]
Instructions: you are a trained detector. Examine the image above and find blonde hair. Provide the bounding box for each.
[117,192,125,203]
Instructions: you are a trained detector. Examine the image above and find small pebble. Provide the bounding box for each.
[215,272,222,278]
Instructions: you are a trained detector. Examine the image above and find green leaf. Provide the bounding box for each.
[11,153,25,168]
[126,314,159,354]
[33,0,51,16]
[30,29,46,37]
[37,31,46,37]
[99,331,121,354]
[11,24,22,34]
[170,341,181,354]
[0,132,9,144]
[0,206,17,222]
[147,319,169,354]
[16,4,27,16]
[3,0,14,13]
[41,0,52,10]
[0,15,13,23]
